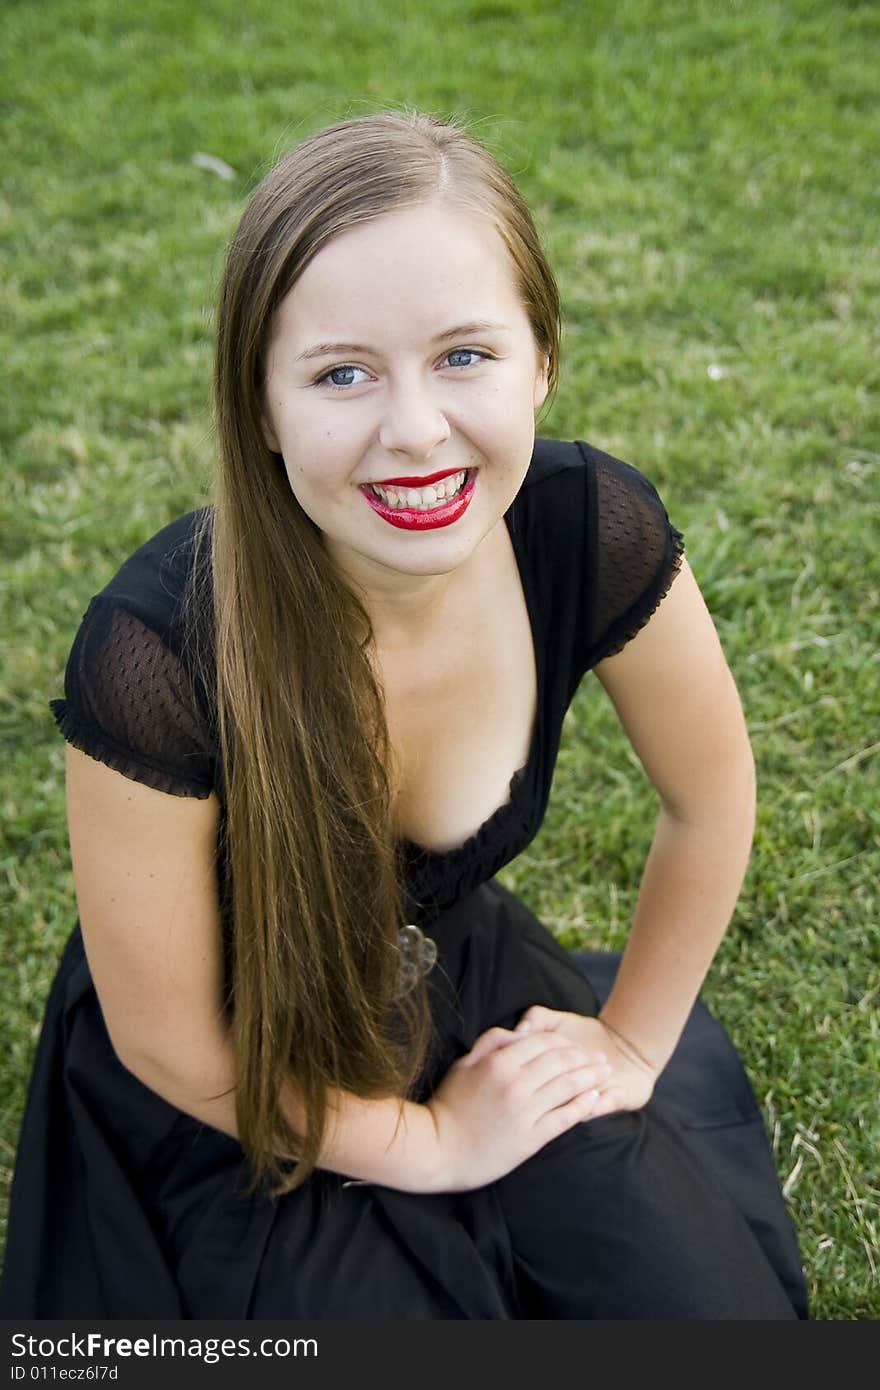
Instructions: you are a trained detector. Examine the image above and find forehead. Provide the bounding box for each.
[273,200,527,343]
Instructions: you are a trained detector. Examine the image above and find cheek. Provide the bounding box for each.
[473,390,537,452]
[281,405,364,468]
[460,382,523,433]
[281,446,348,502]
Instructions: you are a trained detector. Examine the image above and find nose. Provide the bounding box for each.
[377,376,451,459]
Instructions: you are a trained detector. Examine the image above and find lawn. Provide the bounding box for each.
[2,0,878,1318]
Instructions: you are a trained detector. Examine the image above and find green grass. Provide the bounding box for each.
[2,0,878,1319]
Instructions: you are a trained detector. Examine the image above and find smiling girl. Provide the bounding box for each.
[1,110,807,1319]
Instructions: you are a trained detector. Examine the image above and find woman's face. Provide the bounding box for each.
[260,198,550,595]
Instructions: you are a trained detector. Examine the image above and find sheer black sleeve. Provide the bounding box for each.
[580,443,685,669]
[50,597,217,799]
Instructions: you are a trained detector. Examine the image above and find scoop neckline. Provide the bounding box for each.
[399,495,542,862]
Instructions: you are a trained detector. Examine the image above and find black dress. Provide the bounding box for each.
[0,439,808,1319]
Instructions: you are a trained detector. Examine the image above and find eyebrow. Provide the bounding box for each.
[293,321,511,364]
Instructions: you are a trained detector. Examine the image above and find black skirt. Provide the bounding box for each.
[0,879,807,1319]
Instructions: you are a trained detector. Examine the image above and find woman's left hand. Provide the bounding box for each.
[511,1006,658,1116]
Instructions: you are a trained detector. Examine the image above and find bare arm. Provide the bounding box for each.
[517,558,756,1105]
[66,745,608,1193]
[65,744,443,1188]
[591,557,756,1073]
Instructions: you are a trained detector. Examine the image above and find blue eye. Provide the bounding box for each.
[445,349,486,368]
[319,365,368,390]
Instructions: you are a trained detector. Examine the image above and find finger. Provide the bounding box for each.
[515,1005,563,1034]
[530,1056,613,1097]
[534,1063,612,1109]
[463,1022,570,1066]
[531,1086,605,1141]
[462,1030,586,1078]
[585,1086,627,1120]
[461,1025,521,1066]
[493,1031,595,1070]
[521,1041,609,1077]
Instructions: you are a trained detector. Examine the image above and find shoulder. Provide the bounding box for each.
[518,437,684,671]
[516,437,590,515]
[96,507,213,646]
[50,509,218,801]
[514,437,676,550]
[523,435,588,485]
[509,437,590,547]
[523,436,666,501]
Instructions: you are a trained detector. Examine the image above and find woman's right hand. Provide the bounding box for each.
[425,1024,616,1192]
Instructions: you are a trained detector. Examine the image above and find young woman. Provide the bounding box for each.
[1,109,807,1319]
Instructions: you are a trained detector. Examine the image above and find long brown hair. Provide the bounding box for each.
[186,108,562,1197]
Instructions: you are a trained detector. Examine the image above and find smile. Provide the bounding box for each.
[360,469,476,530]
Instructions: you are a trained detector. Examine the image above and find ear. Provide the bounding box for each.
[533,353,550,411]
[260,411,281,454]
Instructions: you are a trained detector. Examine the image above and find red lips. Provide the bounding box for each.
[369,467,464,487]
[360,469,476,530]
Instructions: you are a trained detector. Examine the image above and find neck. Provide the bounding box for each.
[326,529,498,651]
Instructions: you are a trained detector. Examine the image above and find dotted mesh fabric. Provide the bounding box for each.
[51,600,215,798]
[587,450,684,664]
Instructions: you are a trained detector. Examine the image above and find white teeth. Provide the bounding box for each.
[369,470,467,510]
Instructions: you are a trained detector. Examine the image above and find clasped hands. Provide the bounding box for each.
[427,1005,658,1191]
[486,1006,657,1117]
[514,1005,658,1114]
